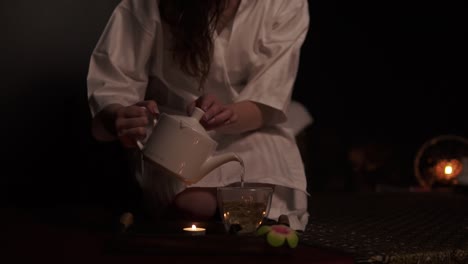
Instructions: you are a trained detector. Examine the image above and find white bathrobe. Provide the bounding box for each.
[87,0,310,230]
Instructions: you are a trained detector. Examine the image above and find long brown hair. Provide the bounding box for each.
[159,0,227,90]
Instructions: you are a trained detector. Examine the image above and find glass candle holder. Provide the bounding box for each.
[414,134,468,188]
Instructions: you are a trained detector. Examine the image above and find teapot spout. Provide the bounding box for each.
[185,153,242,185]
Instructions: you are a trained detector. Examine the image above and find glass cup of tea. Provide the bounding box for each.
[217,185,273,235]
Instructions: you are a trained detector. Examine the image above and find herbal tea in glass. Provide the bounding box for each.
[217,186,273,235]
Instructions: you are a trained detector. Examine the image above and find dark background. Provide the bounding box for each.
[2,0,467,209]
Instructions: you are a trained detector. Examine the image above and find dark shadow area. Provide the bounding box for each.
[293,0,468,192]
[1,0,140,213]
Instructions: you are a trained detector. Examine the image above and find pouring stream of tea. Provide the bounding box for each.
[239,158,245,187]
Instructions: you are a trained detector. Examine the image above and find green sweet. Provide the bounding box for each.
[256,224,299,248]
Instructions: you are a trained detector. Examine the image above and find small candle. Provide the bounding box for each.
[444,164,454,176]
[183,224,206,236]
[434,159,463,183]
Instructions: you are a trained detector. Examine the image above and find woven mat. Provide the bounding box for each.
[300,192,468,264]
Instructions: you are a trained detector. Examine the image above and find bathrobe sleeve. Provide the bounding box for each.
[236,0,309,124]
[87,0,158,117]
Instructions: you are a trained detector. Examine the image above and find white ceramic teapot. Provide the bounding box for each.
[137,107,242,185]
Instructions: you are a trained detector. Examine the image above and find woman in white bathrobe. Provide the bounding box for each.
[87,0,310,231]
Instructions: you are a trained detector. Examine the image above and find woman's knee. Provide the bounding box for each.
[172,187,218,221]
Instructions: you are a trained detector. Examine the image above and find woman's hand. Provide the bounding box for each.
[187,94,237,131]
[114,100,159,148]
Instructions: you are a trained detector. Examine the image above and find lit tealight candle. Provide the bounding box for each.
[183,224,206,236]
[434,159,463,182]
[444,164,454,177]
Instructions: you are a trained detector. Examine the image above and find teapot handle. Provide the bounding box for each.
[136,107,158,150]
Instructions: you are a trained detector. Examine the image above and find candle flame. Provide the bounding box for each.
[191,224,196,230]
[444,165,453,175]
[434,159,463,183]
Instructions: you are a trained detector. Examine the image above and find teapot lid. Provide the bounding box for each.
[190,107,205,122]
[176,107,209,136]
